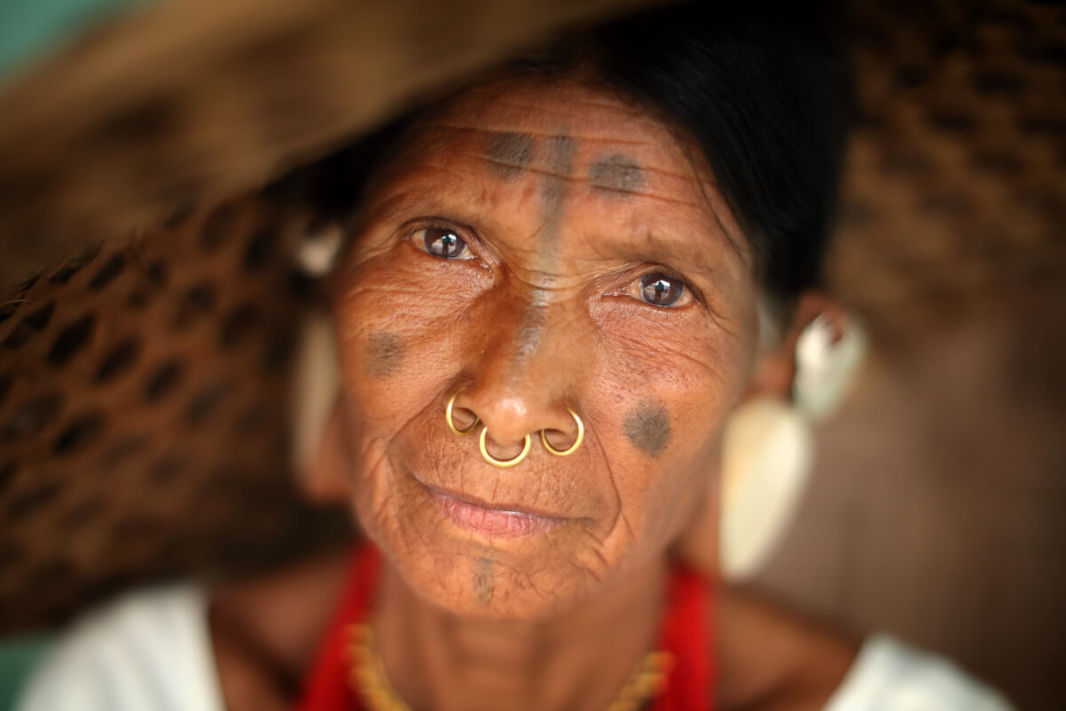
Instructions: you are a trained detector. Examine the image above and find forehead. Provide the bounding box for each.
[369,77,751,271]
[435,77,684,152]
[421,80,733,197]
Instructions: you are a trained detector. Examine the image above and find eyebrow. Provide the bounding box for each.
[372,131,750,277]
[634,230,713,269]
[610,229,749,328]
[677,142,748,263]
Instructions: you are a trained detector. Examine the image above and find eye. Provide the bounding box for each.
[420,227,472,260]
[638,272,688,308]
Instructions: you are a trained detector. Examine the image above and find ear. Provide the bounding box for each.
[744,291,850,403]
[716,291,862,580]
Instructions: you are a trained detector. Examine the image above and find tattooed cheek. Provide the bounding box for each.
[363,331,405,379]
[623,402,671,457]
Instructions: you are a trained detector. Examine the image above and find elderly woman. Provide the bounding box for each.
[17,3,1013,711]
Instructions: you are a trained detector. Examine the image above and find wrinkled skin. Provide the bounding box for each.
[206,75,858,711]
[331,74,761,620]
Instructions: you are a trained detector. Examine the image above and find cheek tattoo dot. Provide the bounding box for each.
[363,331,405,379]
[473,556,495,607]
[588,153,645,195]
[484,132,535,177]
[624,402,672,457]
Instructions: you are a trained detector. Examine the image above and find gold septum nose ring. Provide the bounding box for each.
[444,389,584,468]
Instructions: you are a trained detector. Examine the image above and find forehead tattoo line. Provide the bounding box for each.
[483,131,535,178]
[588,153,645,195]
[436,93,649,127]
[541,135,578,208]
[511,133,577,369]
[453,151,717,213]
[436,121,648,146]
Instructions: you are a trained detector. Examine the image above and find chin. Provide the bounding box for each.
[397,548,601,620]
[353,473,628,620]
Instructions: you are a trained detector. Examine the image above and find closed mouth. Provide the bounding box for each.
[416,477,567,538]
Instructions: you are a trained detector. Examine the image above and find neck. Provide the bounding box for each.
[372,555,668,711]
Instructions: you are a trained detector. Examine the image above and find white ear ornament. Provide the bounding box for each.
[792,313,867,421]
[292,311,341,476]
[719,314,866,580]
[293,220,344,277]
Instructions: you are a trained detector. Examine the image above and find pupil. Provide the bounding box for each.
[641,274,681,306]
[425,228,463,258]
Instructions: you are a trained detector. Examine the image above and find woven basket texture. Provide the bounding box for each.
[0,0,1064,706]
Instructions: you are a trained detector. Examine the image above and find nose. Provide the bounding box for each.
[449,285,591,455]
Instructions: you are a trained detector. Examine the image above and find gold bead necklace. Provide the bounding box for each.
[347,624,673,711]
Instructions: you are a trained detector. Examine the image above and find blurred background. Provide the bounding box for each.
[0,0,1063,709]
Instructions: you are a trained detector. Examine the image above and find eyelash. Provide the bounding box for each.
[623,270,695,309]
[412,224,477,261]
[409,221,695,309]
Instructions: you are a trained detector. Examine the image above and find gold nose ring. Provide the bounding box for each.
[540,408,584,457]
[479,428,532,468]
[445,388,479,435]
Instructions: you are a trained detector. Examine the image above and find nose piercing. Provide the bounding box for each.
[445,388,480,435]
[445,388,583,466]
[479,428,532,468]
[539,408,584,457]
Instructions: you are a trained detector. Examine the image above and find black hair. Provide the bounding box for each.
[546,2,850,303]
[288,1,850,305]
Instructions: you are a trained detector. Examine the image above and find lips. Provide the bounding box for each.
[419,480,566,538]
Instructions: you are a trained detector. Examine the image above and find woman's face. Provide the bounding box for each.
[332,76,761,619]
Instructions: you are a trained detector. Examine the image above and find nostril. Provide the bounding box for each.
[540,407,585,457]
[482,428,527,453]
[451,406,478,432]
[479,427,533,468]
[541,428,572,449]
[445,387,480,436]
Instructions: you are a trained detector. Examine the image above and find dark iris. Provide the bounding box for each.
[640,273,684,307]
[424,228,466,259]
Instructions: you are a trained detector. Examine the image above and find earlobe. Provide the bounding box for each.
[792,311,867,421]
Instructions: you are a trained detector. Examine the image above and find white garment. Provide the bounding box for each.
[16,584,1014,711]
[15,584,225,711]
[823,636,1014,711]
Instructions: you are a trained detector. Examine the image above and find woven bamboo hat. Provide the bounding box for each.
[1,0,1064,632]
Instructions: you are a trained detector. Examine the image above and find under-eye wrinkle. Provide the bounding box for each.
[363,331,405,379]
[623,403,671,457]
